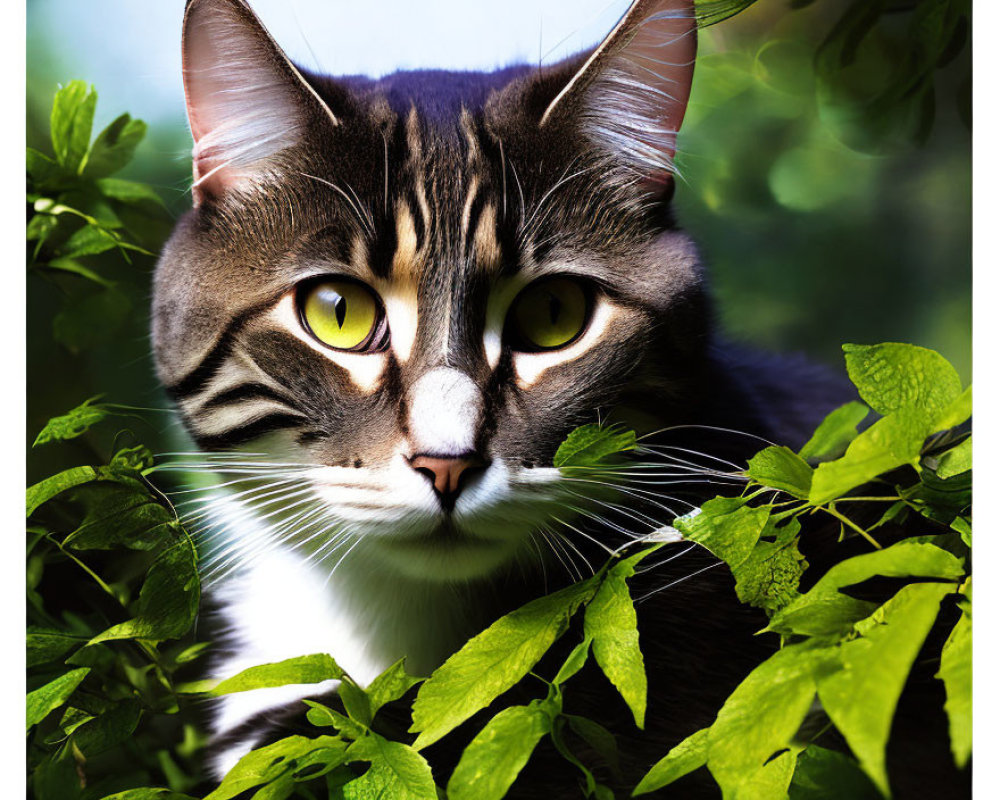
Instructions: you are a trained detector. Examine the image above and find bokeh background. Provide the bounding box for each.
[27,0,972,481]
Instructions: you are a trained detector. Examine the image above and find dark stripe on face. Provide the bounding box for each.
[200,382,297,412]
[463,188,489,261]
[403,186,426,252]
[164,299,278,399]
[194,412,308,451]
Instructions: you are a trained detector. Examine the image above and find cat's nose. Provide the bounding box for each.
[410,453,488,510]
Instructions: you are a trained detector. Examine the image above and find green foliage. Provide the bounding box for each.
[26,69,970,800]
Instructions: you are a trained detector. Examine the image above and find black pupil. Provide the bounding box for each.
[333,294,347,328]
[547,292,561,324]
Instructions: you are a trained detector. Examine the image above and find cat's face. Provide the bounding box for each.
[154,0,703,581]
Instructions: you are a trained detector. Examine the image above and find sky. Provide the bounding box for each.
[28,0,634,129]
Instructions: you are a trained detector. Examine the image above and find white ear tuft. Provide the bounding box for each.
[542,0,697,191]
[182,0,337,202]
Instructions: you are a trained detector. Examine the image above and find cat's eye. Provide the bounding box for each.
[506,277,592,352]
[298,278,388,352]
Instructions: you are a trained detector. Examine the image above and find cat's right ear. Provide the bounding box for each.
[182,0,338,204]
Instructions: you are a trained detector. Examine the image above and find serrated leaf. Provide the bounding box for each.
[204,735,346,800]
[809,414,926,504]
[27,466,98,516]
[936,437,971,479]
[843,343,962,418]
[27,667,91,729]
[767,541,964,636]
[745,446,814,498]
[564,714,621,776]
[817,582,954,795]
[64,481,175,551]
[633,727,710,795]
[789,745,880,800]
[732,518,806,614]
[304,700,367,740]
[447,701,554,800]
[27,628,86,668]
[343,736,437,800]
[554,423,636,469]
[409,575,598,749]
[674,497,769,567]
[34,396,112,446]
[181,653,344,697]
[82,113,147,178]
[799,401,870,461]
[365,658,423,716]
[90,535,199,643]
[584,549,654,728]
[72,698,142,757]
[706,643,837,798]
[936,605,971,768]
[339,677,373,726]
[51,81,96,171]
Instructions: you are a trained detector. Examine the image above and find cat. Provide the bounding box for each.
[152,0,964,796]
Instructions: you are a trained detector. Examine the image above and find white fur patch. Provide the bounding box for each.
[407,368,483,455]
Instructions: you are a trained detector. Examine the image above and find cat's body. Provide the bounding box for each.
[153,1,964,796]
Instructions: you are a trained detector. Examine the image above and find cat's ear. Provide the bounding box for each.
[540,0,696,194]
[182,0,338,203]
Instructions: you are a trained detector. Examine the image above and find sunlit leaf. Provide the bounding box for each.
[27,668,91,730]
[799,401,870,461]
[82,113,147,178]
[745,445,813,498]
[554,423,636,469]
[343,735,437,800]
[50,81,96,171]
[634,728,710,795]
[936,592,971,768]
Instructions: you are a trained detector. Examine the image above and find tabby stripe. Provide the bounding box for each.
[194,412,308,451]
[463,188,489,260]
[165,299,277,400]
[403,186,426,252]
[199,382,297,413]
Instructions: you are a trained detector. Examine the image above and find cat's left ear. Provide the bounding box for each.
[540,0,696,194]
[182,0,339,204]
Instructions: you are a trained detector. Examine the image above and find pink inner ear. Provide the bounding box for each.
[181,0,319,201]
[617,0,697,167]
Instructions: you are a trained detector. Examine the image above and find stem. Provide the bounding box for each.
[822,505,883,550]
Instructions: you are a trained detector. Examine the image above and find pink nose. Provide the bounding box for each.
[410,454,487,509]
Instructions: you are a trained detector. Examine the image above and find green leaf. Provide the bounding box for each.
[98,790,196,800]
[64,481,175,551]
[82,113,147,178]
[731,518,807,614]
[61,224,124,258]
[934,385,971,431]
[27,466,98,516]
[745,445,814,498]
[304,700,368,740]
[204,735,346,800]
[97,177,167,208]
[767,541,964,636]
[809,414,925,504]
[799,401,870,461]
[409,575,599,749]
[789,745,880,800]
[181,653,345,697]
[27,628,86,668]
[817,582,954,795]
[633,728,710,795]
[72,698,143,757]
[706,643,837,798]
[843,343,962,418]
[27,667,90,729]
[34,396,112,446]
[27,147,66,188]
[51,81,96,171]
[343,736,437,800]
[42,257,114,286]
[339,677,374,726]
[365,658,423,717]
[33,744,82,800]
[673,497,769,567]
[552,637,592,686]
[564,714,621,776]
[554,423,636,469]
[584,549,653,728]
[936,602,971,768]
[90,535,199,643]
[936,437,971,479]
[447,701,554,800]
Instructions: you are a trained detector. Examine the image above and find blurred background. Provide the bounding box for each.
[26,0,972,480]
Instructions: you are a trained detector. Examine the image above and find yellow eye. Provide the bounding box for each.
[507,277,590,352]
[299,279,385,351]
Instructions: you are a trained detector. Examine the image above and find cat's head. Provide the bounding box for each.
[154,0,706,582]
